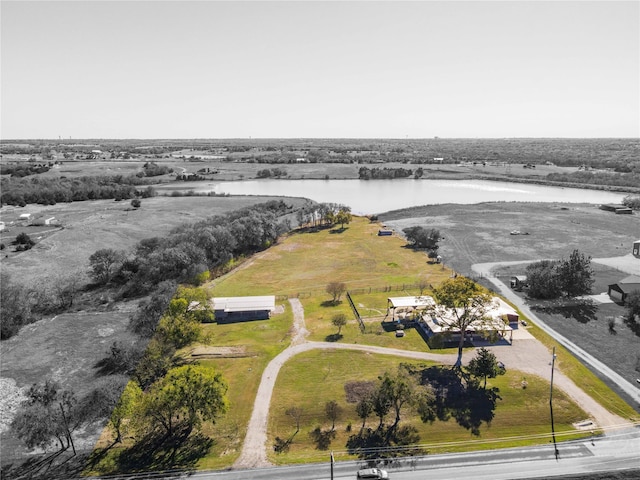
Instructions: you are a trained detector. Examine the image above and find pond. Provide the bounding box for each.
[157,179,627,215]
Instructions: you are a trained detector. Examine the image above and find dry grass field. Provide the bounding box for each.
[379,202,640,277]
[0,195,308,285]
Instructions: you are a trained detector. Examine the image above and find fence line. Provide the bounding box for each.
[346,292,365,332]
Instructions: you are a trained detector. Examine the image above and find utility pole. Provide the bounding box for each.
[549,346,559,460]
[330,450,334,480]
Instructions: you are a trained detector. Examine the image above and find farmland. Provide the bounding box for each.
[1,145,639,477]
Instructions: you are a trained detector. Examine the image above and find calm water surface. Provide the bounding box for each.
[162,179,626,215]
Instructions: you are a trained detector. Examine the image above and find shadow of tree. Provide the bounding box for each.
[0,450,91,480]
[624,315,640,337]
[325,333,343,342]
[346,425,423,459]
[408,364,500,435]
[532,299,598,324]
[321,300,342,307]
[114,424,212,473]
[310,427,336,450]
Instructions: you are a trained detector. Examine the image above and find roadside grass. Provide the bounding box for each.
[491,265,640,421]
[266,350,590,465]
[522,321,639,422]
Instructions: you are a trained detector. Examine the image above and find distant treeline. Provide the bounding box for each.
[0,175,157,206]
[0,163,52,177]
[358,167,414,179]
[545,171,640,190]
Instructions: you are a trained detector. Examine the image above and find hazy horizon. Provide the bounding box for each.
[2,1,639,139]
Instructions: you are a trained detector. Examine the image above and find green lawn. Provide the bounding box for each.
[266,350,590,465]
[87,215,638,474]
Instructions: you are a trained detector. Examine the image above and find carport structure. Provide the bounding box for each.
[385,296,435,322]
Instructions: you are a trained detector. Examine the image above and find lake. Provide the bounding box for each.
[158,179,627,215]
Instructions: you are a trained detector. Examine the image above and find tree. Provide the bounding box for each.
[331,313,347,335]
[109,381,143,443]
[156,305,201,349]
[431,276,494,367]
[335,207,352,229]
[139,365,228,438]
[0,273,35,339]
[402,226,440,253]
[15,232,35,247]
[417,276,430,295]
[131,198,141,208]
[11,381,82,454]
[326,282,346,304]
[467,347,505,388]
[557,249,594,298]
[88,248,125,285]
[285,406,303,434]
[355,396,374,430]
[627,291,640,322]
[525,260,561,299]
[377,368,419,430]
[325,400,342,431]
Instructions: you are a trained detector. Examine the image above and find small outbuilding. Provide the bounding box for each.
[633,240,640,259]
[212,295,276,323]
[510,275,528,291]
[607,275,640,304]
[599,204,633,214]
[378,229,393,236]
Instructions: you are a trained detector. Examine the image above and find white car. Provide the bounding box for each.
[356,467,389,479]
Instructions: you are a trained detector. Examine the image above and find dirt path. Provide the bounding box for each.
[232,293,631,470]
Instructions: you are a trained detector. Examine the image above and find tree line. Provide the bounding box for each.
[546,171,640,191]
[358,167,414,180]
[295,202,352,229]
[90,200,293,297]
[0,174,158,206]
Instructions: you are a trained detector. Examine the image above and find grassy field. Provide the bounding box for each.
[0,195,308,286]
[266,350,590,465]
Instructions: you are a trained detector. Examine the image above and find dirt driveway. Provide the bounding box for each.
[232,297,629,470]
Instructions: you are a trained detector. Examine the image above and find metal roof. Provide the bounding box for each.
[388,296,436,308]
[212,295,275,313]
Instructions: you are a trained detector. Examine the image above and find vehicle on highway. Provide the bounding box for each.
[356,467,389,479]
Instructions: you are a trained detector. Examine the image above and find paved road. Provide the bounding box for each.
[472,261,640,407]
[92,427,640,479]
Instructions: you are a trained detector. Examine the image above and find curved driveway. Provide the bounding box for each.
[233,293,636,470]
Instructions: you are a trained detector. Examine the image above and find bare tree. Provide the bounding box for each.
[325,400,342,431]
[326,282,346,304]
[285,406,303,434]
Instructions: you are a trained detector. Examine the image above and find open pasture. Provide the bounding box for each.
[0,195,308,286]
[380,202,640,277]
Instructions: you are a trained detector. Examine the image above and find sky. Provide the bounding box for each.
[1,1,638,139]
